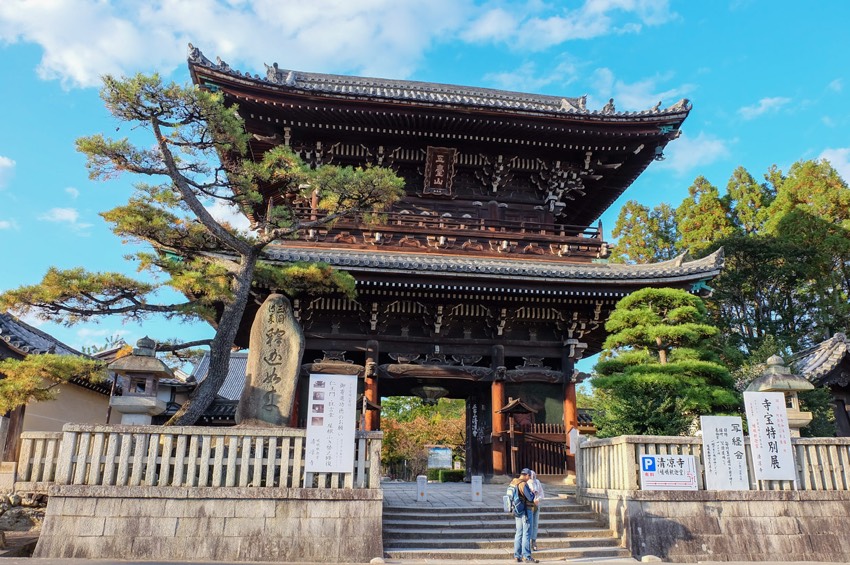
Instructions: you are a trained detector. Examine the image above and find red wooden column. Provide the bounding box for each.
[562,340,586,473]
[490,345,507,475]
[364,340,380,431]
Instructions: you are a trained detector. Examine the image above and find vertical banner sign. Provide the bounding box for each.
[743,391,796,481]
[423,146,457,196]
[700,416,749,490]
[639,454,698,490]
[305,373,357,473]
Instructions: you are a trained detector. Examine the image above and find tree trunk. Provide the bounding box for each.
[166,251,258,425]
[656,336,668,364]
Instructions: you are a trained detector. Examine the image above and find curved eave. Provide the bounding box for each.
[255,246,723,293]
[0,313,84,357]
[187,49,691,126]
[792,333,849,385]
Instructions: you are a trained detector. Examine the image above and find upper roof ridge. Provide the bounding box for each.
[187,44,692,118]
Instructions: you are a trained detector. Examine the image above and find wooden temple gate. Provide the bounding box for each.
[186,46,722,477]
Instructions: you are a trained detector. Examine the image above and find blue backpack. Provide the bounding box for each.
[504,481,530,517]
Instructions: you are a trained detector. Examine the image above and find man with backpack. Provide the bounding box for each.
[507,468,538,563]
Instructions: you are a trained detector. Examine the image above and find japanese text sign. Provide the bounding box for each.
[639,454,698,491]
[700,415,750,490]
[743,391,796,481]
[305,373,357,473]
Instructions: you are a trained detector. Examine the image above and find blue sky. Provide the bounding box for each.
[1,0,848,373]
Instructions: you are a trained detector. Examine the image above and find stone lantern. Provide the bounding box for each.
[746,354,814,437]
[107,336,172,425]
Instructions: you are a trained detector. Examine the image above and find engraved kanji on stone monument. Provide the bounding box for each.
[236,294,305,427]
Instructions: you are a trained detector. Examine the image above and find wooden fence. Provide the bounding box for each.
[577,435,850,492]
[14,424,382,491]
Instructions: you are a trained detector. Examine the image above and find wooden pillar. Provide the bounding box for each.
[365,340,380,431]
[563,340,586,474]
[490,345,507,475]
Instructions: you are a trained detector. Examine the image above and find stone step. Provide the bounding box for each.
[383,525,614,539]
[383,517,605,531]
[383,545,633,561]
[384,535,622,550]
[383,509,599,521]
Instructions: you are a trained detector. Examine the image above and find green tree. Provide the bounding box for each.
[591,288,739,437]
[0,74,404,422]
[0,354,105,414]
[609,200,680,264]
[675,176,734,256]
[725,165,775,235]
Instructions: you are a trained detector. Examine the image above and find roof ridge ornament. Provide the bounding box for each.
[187,43,213,67]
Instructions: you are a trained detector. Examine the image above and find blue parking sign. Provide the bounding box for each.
[641,456,656,472]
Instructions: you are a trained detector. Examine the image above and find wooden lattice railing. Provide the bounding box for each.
[577,435,850,492]
[14,424,382,491]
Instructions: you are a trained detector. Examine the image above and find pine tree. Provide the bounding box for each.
[591,288,739,437]
[0,74,404,421]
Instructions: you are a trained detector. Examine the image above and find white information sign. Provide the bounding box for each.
[305,373,357,473]
[639,454,698,490]
[743,391,795,481]
[700,415,749,490]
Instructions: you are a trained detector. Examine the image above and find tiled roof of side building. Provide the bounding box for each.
[187,44,692,120]
[191,351,248,401]
[792,333,850,386]
[0,313,83,357]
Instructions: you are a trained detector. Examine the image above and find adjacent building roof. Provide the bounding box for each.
[0,313,112,395]
[793,333,850,387]
[190,351,248,401]
[0,313,83,357]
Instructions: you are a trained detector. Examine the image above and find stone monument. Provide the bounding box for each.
[236,294,305,427]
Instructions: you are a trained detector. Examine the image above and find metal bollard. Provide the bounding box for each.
[416,474,427,502]
[471,475,483,502]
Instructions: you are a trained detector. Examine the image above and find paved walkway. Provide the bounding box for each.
[381,479,521,508]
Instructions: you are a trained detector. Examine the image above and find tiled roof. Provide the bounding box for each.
[261,246,724,287]
[191,351,248,401]
[792,333,850,386]
[0,313,83,357]
[188,44,691,120]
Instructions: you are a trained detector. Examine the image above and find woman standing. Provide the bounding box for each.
[528,470,544,550]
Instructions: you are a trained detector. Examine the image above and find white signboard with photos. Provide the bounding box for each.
[700,415,750,490]
[305,373,357,473]
[743,391,796,481]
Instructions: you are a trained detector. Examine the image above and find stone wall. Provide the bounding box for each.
[35,485,383,562]
[580,488,850,562]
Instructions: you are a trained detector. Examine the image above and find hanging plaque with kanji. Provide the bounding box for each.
[423,146,457,196]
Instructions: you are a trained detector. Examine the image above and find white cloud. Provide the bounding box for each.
[38,207,93,231]
[658,131,731,175]
[0,219,19,230]
[65,187,79,199]
[509,0,677,51]
[828,79,843,92]
[738,97,791,120]
[819,148,850,183]
[461,8,518,42]
[483,59,579,93]
[207,200,252,233]
[0,0,469,88]
[0,155,15,189]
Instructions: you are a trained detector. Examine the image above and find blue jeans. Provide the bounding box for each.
[513,507,533,559]
[530,506,539,541]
